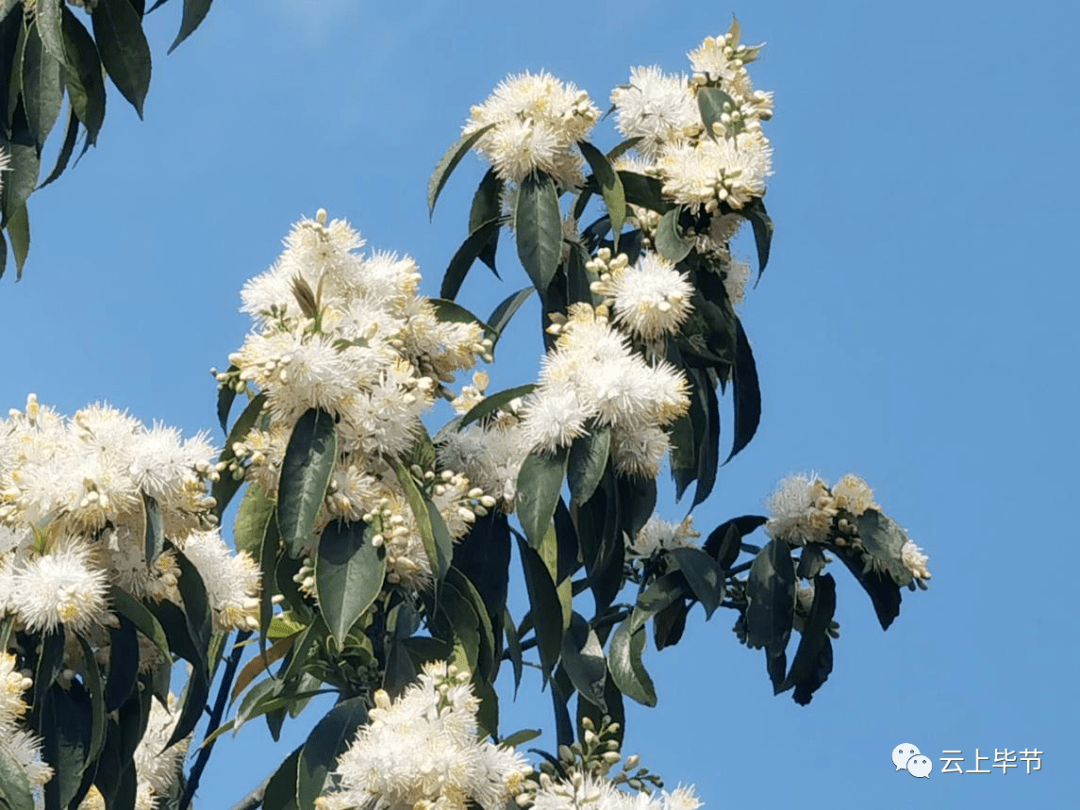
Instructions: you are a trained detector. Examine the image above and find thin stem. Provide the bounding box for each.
[180,629,253,810]
[727,561,753,576]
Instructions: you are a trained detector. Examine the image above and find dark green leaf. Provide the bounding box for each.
[703,515,766,568]
[234,481,276,559]
[36,0,66,66]
[315,520,386,647]
[458,384,536,430]
[428,298,491,333]
[92,0,152,116]
[297,697,369,809]
[31,629,65,711]
[516,446,568,550]
[666,547,725,618]
[441,217,502,300]
[22,24,63,147]
[75,637,107,765]
[724,317,760,463]
[607,616,656,707]
[797,544,829,580]
[515,535,565,682]
[567,428,609,506]
[109,587,170,660]
[143,493,163,567]
[782,574,837,705]
[697,85,735,140]
[278,408,337,558]
[211,392,267,518]
[515,171,562,292]
[833,543,902,630]
[500,728,541,749]
[561,612,607,711]
[104,618,139,711]
[652,597,690,650]
[261,747,302,810]
[392,459,451,587]
[168,0,214,54]
[578,140,626,250]
[503,607,523,696]
[487,286,533,342]
[446,567,497,681]
[60,7,105,142]
[745,540,796,657]
[655,207,693,263]
[440,581,481,676]
[428,122,495,216]
[4,202,29,278]
[617,170,671,213]
[635,572,689,630]
[0,734,34,810]
[740,196,774,281]
[40,683,92,808]
[468,167,502,273]
[565,242,596,306]
[0,11,23,137]
[215,364,239,433]
[855,509,914,586]
[173,547,212,669]
[550,666,574,747]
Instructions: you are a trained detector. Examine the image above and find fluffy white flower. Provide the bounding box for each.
[133,693,190,805]
[900,541,931,580]
[0,725,53,793]
[318,662,529,810]
[658,132,772,212]
[722,257,750,305]
[465,71,600,186]
[181,529,260,631]
[438,421,529,511]
[596,253,695,342]
[520,382,590,454]
[611,66,701,158]
[0,651,32,726]
[531,772,701,810]
[764,473,837,544]
[831,473,878,516]
[8,540,110,634]
[629,515,699,557]
[610,424,670,480]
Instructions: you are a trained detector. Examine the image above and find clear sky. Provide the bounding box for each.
[1,1,1077,808]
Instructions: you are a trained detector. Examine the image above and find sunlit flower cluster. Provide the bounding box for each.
[465,71,601,187]
[628,515,700,558]
[0,395,259,637]
[132,693,191,809]
[527,772,701,810]
[524,303,689,478]
[764,472,931,582]
[226,211,495,590]
[317,661,530,810]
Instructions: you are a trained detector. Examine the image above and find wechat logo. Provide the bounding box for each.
[892,743,932,778]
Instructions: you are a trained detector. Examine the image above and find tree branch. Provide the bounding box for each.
[181,629,253,810]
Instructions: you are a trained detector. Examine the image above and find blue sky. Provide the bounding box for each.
[1,1,1077,808]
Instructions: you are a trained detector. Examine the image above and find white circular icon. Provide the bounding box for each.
[892,743,921,771]
[907,754,933,778]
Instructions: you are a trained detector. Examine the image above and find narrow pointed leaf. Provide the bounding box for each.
[278,408,337,558]
[515,171,562,292]
[724,317,760,463]
[429,298,491,333]
[740,196,774,280]
[22,24,63,147]
[516,446,568,550]
[428,122,495,216]
[233,481,276,559]
[75,638,107,765]
[607,616,656,707]
[315,521,386,647]
[297,697,369,809]
[5,202,29,278]
[142,493,163,566]
[37,0,66,65]
[39,104,80,188]
[469,167,503,273]
[655,206,693,263]
[617,170,671,213]
[567,427,609,506]
[515,535,564,682]
[168,0,214,54]
[92,0,152,116]
[697,86,736,140]
[457,384,536,430]
[578,140,626,249]
[745,540,796,657]
[60,7,105,142]
[441,217,502,300]
[261,746,302,810]
[782,573,837,705]
[561,612,607,711]
[666,546,725,618]
[392,459,451,585]
[109,587,170,659]
[487,286,533,342]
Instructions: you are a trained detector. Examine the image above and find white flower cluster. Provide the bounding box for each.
[628,515,700,558]
[465,71,601,187]
[317,661,530,810]
[764,473,931,581]
[527,772,701,810]
[227,211,495,590]
[0,395,259,636]
[0,651,51,803]
[591,250,695,344]
[523,303,689,479]
[611,22,773,215]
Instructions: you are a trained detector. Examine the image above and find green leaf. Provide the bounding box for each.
[561,612,607,711]
[607,616,656,707]
[296,697,369,809]
[634,572,689,632]
[215,364,239,433]
[40,682,92,808]
[109,587,170,660]
[234,481,276,559]
[740,196,774,281]
[4,202,29,278]
[617,170,671,213]
[469,167,503,273]
[666,546,725,618]
[143,493,163,566]
[22,23,64,147]
[428,122,495,216]
[428,297,491,334]
[211,392,267,517]
[441,217,502,300]
[503,607,523,696]
[703,515,766,568]
[457,383,536,430]
[697,85,736,140]
[104,618,139,711]
[499,728,542,749]
[578,140,626,250]
[260,747,301,810]
[745,540,796,657]
[92,0,152,117]
[565,242,596,306]
[515,535,565,683]
[0,11,24,136]
[652,597,690,650]
[487,286,533,343]
[168,0,214,54]
[392,459,451,586]
[515,446,568,550]
[855,509,914,586]
[446,567,497,681]
[38,105,81,188]
[278,408,337,558]
[724,316,760,463]
[75,637,106,765]
[315,520,386,647]
[515,171,562,293]
[61,7,106,143]
[655,206,693,263]
[0,733,34,810]
[173,547,212,669]
[36,0,66,66]
[567,427,609,506]
[781,573,836,705]
[440,580,482,676]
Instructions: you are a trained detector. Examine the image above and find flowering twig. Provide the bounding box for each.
[181,629,253,810]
